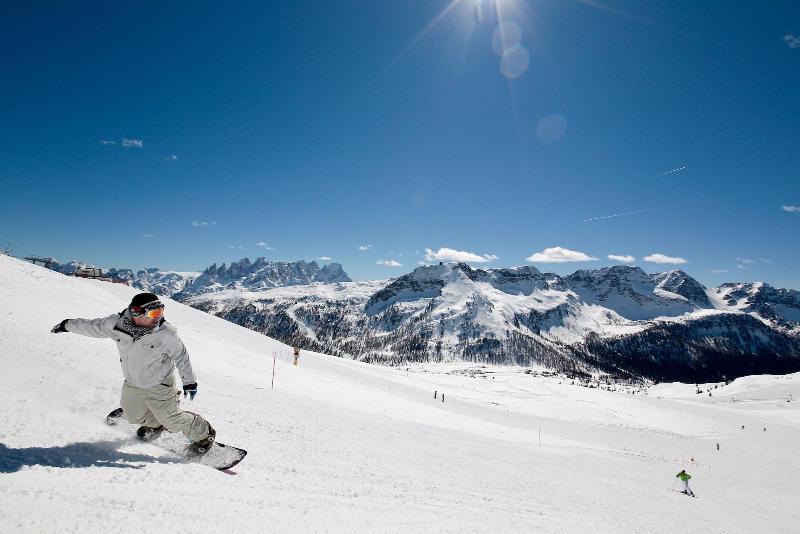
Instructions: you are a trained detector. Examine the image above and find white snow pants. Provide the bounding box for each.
[120,374,211,443]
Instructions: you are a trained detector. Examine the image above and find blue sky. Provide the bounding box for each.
[2,1,799,288]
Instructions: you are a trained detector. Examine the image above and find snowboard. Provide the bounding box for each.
[106,408,247,471]
[669,488,697,498]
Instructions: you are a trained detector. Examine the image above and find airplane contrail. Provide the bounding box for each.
[583,201,695,222]
[583,192,751,223]
[656,165,686,177]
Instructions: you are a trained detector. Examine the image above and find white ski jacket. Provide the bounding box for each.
[65,313,197,389]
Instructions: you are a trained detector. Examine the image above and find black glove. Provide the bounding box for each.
[51,319,69,333]
[183,383,198,400]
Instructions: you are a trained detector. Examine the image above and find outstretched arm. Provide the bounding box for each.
[51,314,118,339]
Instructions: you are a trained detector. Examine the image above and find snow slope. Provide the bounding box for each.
[1,255,799,533]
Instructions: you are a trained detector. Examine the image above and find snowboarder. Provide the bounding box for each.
[676,469,695,496]
[293,346,300,366]
[51,292,216,455]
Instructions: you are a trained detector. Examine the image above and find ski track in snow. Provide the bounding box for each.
[0,255,798,533]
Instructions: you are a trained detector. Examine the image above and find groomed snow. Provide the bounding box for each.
[1,255,798,533]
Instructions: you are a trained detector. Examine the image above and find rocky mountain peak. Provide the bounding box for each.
[176,257,352,298]
[652,269,710,307]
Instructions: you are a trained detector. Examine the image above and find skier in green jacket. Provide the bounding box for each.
[676,469,695,496]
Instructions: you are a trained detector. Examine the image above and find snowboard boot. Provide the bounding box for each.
[136,425,165,441]
[186,425,216,457]
[106,407,124,426]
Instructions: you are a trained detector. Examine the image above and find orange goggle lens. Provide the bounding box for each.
[144,307,164,319]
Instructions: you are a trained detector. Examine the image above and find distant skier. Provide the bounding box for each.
[51,292,216,455]
[293,346,300,366]
[676,469,695,497]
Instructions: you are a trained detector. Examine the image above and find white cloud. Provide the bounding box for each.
[424,247,498,263]
[377,259,403,267]
[166,155,178,161]
[254,241,273,250]
[416,261,427,266]
[358,244,373,251]
[607,254,636,263]
[735,257,770,270]
[121,138,144,148]
[318,256,332,261]
[141,233,153,239]
[191,221,216,227]
[228,245,246,250]
[100,138,145,148]
[526,246,597,263]
[708,269,729,274]
[785,34,800,49]
[643,253,688,265]
[782,205,800,212]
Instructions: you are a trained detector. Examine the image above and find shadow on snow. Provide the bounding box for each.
[0,439,178,472]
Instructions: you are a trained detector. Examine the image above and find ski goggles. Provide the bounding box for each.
[130,302,165,319]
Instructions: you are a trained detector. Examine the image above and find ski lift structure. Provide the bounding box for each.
[24,256,59,269]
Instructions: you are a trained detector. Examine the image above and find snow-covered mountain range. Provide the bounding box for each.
[45,256,799,382]
[177,257,351,297]
[105,267,199,296]
[104,258,349,298]
[178,263,800,382]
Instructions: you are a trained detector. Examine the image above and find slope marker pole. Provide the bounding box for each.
[271,351,276,390]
